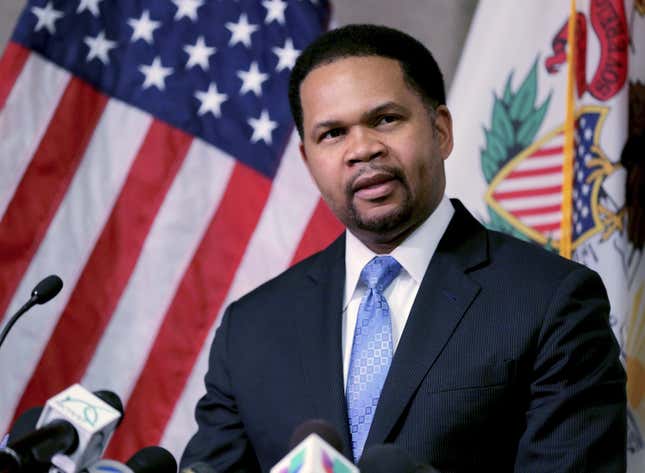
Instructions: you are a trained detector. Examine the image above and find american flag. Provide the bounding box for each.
[486,109,603,247]
[488,131,565,242]
[0,0,341,462]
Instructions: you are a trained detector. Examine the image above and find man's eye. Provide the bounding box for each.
[320,128,344,141]
[377,115,399,126]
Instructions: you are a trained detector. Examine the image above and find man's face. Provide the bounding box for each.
[299,56,453,250]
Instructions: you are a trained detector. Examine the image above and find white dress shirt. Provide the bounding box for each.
[342,195,455,387]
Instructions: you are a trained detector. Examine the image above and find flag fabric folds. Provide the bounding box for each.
[0,0,341,462]
[446,1,645,471]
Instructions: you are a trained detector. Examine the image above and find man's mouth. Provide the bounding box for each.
[351,173,398,200]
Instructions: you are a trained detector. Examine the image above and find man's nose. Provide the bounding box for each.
[344,127,386,165]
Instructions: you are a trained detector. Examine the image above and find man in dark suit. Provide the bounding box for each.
[181,25,626,472]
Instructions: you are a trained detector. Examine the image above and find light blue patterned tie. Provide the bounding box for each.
[346,255,402,460]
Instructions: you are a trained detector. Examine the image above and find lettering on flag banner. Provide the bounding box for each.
[448,0,645,468]
[546,0,629,101]
[0,0,340,463]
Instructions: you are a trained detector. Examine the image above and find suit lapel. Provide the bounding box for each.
[366,201,489,447]
[294,235,353,456]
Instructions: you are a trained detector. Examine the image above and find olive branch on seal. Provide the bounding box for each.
[480,59,552,243]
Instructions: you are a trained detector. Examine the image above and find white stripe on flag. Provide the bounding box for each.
[82,138,235,402]
[160,131,322,460]
[519,211,563,227]
[515,154,563,171]
[495,173,562,192]
[0,99,150,433]
[0,54,69,218]
[497,193,563,211]
[221,131,320,297]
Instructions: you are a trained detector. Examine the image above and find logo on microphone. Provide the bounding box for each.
[51,384,121,430]
[58,396,114,427]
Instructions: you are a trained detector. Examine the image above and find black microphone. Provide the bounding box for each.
[358,444,440,473]
[0,419,78,473]
[8,407,43,443]
[31,275,64,304]
[93,390,125,427]
[0,275,63,350]
[288,419,345,455]
[271,420,355,473]
[85,446,177,473]
[126,446,177,473]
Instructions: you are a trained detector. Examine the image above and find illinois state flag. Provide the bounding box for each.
[0,0,341,462]
[447,0,645,470]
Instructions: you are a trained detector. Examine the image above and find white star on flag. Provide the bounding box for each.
[248,109,278,144]
[31,2,64,34]
[237,62,269,97]
[139,56,173,91]
[194,83,228,117]
[84,31,117,64]
[127,10,161,44]
[262,0,288,25]
[272,38,300,71]
[172,0,204,21]
[76,0,102,16]
[225,13,258,48]
[184,36,216,70]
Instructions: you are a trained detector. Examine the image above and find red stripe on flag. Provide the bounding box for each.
[512,204,563,217]
[493,185,562,200]
[529,146,563,157]
[507,165,563,179]
[0,42,29,110]
[104,163,272,461]
[11,120,193,420]
[290,198,343,266]
[532,221,562,233]
[0,78,107,319]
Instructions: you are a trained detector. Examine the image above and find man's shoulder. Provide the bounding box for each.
[482,225,600,291]
[449,199,592,283]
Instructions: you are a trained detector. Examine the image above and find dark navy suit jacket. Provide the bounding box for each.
[181,201,626,473]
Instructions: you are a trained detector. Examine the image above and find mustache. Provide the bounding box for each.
[345,164,407,196]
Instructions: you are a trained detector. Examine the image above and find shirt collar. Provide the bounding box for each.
[343,195,455,308]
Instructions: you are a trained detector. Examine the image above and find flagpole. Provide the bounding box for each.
[560,0,577,259]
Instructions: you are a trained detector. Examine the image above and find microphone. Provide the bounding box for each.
[31,275,64,304]
[92,391,124,428]
[38,384,123,473]
[0,419,78,473]
[125,446,177,473]
[85,446,177,473]
[0,386,123,473]
[358,444,440,473]
[288,419,345,454]
[8,407,43,442]
[0,275,63,350]
[0,385,122,473]
[271,421,357,473]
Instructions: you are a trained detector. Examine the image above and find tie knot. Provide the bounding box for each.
[359,256,402,292]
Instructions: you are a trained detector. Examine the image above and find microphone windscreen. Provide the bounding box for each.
[288,419,344,453]
[93,390,124,425]
[358,444,417,473]
[31,275,63,304]
[9,406,43,442]
[126,446,177,473]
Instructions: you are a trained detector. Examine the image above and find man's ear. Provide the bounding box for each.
[299,142,308,164]
[434,105,454,160]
